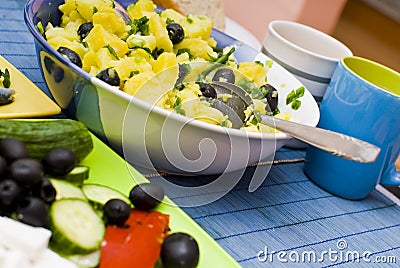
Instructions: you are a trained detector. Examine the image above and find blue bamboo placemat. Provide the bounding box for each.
[1,1,399,267]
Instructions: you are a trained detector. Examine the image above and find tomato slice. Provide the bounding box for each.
[99,209,170,268]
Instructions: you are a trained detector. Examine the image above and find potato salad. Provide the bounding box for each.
[42,0,289,131]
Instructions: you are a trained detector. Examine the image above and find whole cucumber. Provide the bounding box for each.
[0,119,93,162]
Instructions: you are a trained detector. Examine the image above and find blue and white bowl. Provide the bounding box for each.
[24,0,319,175]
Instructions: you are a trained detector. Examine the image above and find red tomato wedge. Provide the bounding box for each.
[99,209,170,268]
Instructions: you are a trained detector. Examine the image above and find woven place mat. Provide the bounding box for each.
[1,2,399,267]
[138,151,400,267]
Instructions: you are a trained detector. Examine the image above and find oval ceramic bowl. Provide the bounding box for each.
[24,0,319,175]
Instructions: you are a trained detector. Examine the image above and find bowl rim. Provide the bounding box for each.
[24,0,320,142]
[268,20,353,63]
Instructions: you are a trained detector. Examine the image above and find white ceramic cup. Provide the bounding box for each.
[262,20,353,103]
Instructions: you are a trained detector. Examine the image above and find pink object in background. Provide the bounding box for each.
[221,0,348,42]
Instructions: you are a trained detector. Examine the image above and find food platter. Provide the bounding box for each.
[82,133,240,267]
[0,56,60,118]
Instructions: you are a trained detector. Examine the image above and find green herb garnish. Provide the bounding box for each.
[93,6,98,14]
[104,44,119,60]
[166,18,174,25]
[127,16,149,35]
[177,48,194,60]
[286,86,305,110]
[250,110,262,126]
[129,70,140,78]
[151,47,164,59]
[36,21,45,36]
[0,68,11,88]
[186,16,193,24]
[265,60,273,68]
[173,97,186,115]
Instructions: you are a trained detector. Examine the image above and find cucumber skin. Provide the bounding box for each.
[49,198,105,255]
[0,119,93,162]
[82,183,132,210]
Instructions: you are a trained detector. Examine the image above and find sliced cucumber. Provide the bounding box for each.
[50,179,86,200]
[62,249,101,268]
[63,165,90,185]
[50,199,105,255]
[82,184,131,210]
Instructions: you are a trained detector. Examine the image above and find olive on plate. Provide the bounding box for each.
[161,232,200,268]
[42,147,76,176]
[15,196,49,227]
[32,178,57,204]
[10,158,44,186]
[0,156,7,177]
[129,183,165,211]
[0,138,29,163]
[0,179,22,215]
[103,198,131,226]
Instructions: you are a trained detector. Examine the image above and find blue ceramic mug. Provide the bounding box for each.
[304,56,400,200]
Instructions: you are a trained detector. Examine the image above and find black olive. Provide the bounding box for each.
[161,232,200,268]
[57,46,82,68]
[96,68,120,87]
[42,148,76,176]
[0,156,7,177]
[53,66,65,83]
[261,84,279,112]
[77,22,94,40]
[103,198,131,226]
[15,196,49,227]
[226,96,247,122]
[129,183,164,211]
[166,23,185,44]
[10,158,44,186]
[0,179,22,215]
[43,56,55,74]
[32,178,57,204]
[212,68,235,84]
[199,83,217,99]
[0,138,29,163]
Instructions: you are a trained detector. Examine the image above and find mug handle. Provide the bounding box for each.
[381,153,400,186]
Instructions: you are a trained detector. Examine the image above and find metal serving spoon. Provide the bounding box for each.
[113,3,380,164]
[210,81,381,163]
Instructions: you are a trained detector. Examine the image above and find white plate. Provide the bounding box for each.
[224,17,261,50]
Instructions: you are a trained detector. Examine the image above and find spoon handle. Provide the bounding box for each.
[260,115,381,163]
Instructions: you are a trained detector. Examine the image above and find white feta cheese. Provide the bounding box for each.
[0,217,51,262]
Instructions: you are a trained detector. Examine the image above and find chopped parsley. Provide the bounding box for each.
[129,70,140,78]
[151,47,164,59]
[186,16,193,24]
[173,97,185,115]
[93,6,98,14]
[265,60,273,68]
[104,44,119,60]
[286,86,305,110]
[36,21,45,36]
[250,110,262,126]
[177,48,194,60]
[166,18,174,25]
[127,16,149,35]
